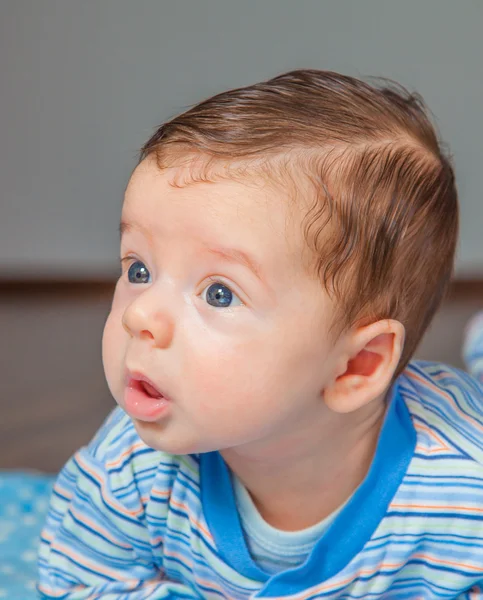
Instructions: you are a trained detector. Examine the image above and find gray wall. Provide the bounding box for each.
[1,0,482,279]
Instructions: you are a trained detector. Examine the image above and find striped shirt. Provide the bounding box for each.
[38,361,483,599]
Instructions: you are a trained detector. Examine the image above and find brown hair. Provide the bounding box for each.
[140,69,458,373]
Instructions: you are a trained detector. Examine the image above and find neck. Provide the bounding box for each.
[221,396,386,531]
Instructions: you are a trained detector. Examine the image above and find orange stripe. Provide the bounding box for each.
[52,541,137,581]
[414,422,449,447]
[42,530,54,543]
[415,444,449,455]
[151,535,164,546]
[105,441,147,468]
[37,584,72,598]
[391,502,483,514]
[413,422,450,452]
[169,498,213,540]
[151,487,171,498]
[412,552,483,573]
[68,506,132,549]
[268,569,357,598]
[42,585,86,599]
[76,454,143,518]
[408,372,483,432]
[299,561,404,597]
[192,519,213,541]
[268,550,483,600]
[53,481,74,500]
[164,550,225,595]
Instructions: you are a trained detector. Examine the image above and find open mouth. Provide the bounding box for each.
[124,374,170,422]
[138,379,162,399]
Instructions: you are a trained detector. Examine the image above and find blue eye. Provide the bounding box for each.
[204,282,241,308]
[127,260,150,284]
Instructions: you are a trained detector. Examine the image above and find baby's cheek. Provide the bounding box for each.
[193,336,284,415]
[102,310,125,401]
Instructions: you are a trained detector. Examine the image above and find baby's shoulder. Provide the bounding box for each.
[401,361,483,465]
[84,407,184,497]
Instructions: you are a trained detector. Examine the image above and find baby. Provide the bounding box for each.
[38,70,483,599]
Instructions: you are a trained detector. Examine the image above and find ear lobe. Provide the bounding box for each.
[324,320,405,414]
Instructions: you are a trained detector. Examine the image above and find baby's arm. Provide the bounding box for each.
[38,413,198,599]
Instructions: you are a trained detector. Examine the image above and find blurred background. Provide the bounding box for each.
[1,0,482,473]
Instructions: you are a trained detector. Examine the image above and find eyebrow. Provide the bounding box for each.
[120,221,268,288]
[120,220,151,240]
[205,246,264,282]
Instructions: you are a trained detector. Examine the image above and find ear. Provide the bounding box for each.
[324,319,405,413]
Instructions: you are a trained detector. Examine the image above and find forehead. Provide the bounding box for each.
[123,157,308,264]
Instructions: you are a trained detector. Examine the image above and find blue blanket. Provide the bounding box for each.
[0,472,55,599]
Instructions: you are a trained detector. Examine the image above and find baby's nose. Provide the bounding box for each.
[122,296,174,349]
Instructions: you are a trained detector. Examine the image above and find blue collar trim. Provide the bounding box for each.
[200,382,416,595]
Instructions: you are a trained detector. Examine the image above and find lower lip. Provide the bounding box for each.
[123,379,170,422]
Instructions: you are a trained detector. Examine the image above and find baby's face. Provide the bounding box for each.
[103,156,340,455]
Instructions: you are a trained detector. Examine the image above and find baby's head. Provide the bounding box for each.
[103,70,457,456]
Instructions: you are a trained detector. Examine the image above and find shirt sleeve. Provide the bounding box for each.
[38,426,199,599]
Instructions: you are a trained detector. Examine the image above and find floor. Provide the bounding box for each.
[1,282,482,473]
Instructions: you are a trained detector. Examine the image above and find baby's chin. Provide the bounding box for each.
[129,417,206,455]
